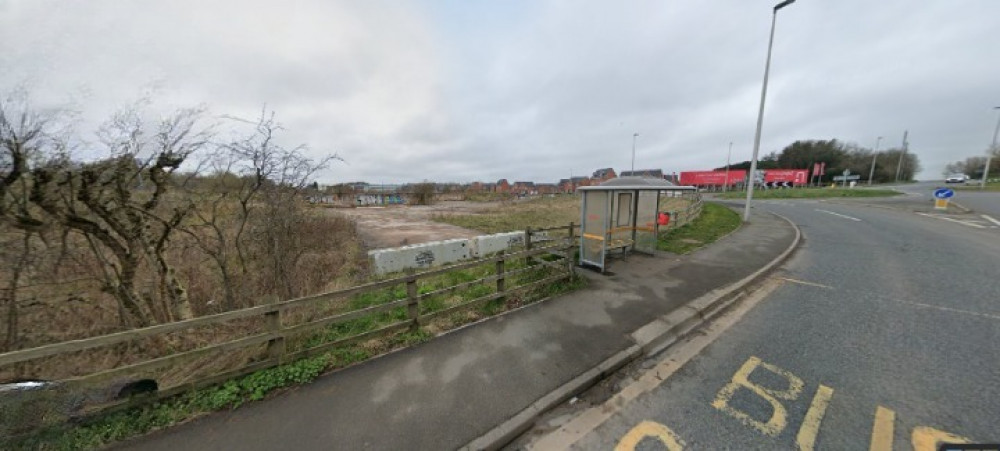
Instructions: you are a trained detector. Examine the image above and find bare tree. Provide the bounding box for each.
[2,97,212,326]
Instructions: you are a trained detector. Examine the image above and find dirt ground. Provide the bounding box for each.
[322,201,496,250]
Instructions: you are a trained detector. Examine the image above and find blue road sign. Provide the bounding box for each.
[933,188,955,199]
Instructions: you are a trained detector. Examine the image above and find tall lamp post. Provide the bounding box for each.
[868,136,882,186]
[631,132,639,174]
[982,106,1000,189]
[743,0,796,222]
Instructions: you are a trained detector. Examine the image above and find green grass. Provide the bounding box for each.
[657,203,742,254]
[716,187,901,199]
[11,253,585,450]
[952,182,1000,192]
[434,195,580,234]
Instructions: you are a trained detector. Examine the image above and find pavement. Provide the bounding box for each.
[517,196,1000,449]
[113,207,797,451]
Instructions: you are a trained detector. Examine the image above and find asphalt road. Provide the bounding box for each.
[521,198,1000,450]
[890,181,1000,218]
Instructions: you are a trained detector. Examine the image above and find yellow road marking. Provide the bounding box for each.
[911,426,971,451]
[614,421,685,451]
[869,405,894,451]
[711,356,804,437]
[778,277,834,289]
[796,384,834,450]
[525,278,785,450]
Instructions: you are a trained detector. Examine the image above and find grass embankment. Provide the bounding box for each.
[435,195,580,233]
[12,257,584,450]
[716,187,900,199]
[658,203,741,254]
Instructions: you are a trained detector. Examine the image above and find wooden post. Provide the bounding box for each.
[406,277,419,332]
[264,297,285,363]
[524,227,533,267]
[566,222,575,277]
[495,251,505,300]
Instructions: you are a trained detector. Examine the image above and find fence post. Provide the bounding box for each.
[264,297,285,364]
[566,222,576,277]
[496,251,506,301]
[524,227,533,266]
[406,277,419,332]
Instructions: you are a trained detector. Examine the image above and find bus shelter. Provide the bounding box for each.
[577,177,697,272]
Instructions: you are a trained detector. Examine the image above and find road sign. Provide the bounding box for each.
[933,188,954,199]
[832,175,861,181]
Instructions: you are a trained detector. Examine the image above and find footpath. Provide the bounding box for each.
[116,209,798,451]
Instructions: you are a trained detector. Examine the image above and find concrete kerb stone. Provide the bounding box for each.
[459,345,642,451]
[463,211,802,451]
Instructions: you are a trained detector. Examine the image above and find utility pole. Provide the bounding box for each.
[724,142,733,192]
[631,133,639,174]
[894,130,908,183]
[868,136,882,186]
[981,107,1000,189]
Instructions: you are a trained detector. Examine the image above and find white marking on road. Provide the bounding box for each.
[525,278,787,450]
[981,214,1000,227]
[777,277,834,289]
[815,209,861,221]
[883,298,1000,322]
[914,212,987,229]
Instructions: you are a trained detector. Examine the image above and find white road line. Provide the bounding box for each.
[914,212,987,229]
[982,214,1000,227]
[815,209,861,221]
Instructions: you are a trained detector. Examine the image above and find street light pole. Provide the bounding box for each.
[894,130,908,183]
[724,142,733,193]
[631,132,639,174]
[868,136,882,186]
[981,107,1000,189]
[743,0,795,222]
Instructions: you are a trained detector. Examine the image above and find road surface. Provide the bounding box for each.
[517,197,1000,450]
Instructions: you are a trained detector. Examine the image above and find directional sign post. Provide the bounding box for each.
[933,188,954,210]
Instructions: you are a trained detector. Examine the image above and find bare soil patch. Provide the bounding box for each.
[325,201,495,249]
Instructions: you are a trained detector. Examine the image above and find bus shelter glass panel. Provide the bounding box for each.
[580,191,608,269]
[635,190,658,253]
[609,191,634,248]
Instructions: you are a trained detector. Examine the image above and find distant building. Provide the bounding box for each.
[495,179,511,193]
[592,168,617,182]
[619,169,664,179]
[536,183,559,194]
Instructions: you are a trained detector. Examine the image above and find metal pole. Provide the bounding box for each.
[868,136,882,186]
[981,107,1000,189]
[631,132,639,174]
[744,3,792,222]
[724,142,732,192]
[895,130,908,183]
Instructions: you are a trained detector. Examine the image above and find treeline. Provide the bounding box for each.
[0,93,360,353]
[718,139,921,183]
[943,148,999,179]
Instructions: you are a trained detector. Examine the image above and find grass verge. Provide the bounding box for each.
[9,254,585,450]
[716,187,901,199]
[658,203,741,254]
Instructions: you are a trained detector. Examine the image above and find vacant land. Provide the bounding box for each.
[717,187,900,199]
[432,195,581,234]
[658,203,742,254]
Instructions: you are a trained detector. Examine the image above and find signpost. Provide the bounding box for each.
[833,168,861,189]
[933,188,954,210]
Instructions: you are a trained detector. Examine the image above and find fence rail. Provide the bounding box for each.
[0,228,577,430]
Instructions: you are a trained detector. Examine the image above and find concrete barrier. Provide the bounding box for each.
[369,239,472,275]
[368,231,562,276]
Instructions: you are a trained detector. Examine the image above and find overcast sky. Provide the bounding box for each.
[2,0,998,184]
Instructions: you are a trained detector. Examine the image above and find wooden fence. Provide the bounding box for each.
[663,193,704,230]
[0,225,577,432]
